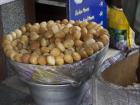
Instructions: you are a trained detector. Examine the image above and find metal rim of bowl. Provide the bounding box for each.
[22,78,82,87]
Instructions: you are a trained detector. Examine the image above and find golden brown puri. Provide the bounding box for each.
[2,19,109,66]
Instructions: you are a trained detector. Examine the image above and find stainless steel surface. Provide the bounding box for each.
[24,79,92,105]
[36,0,66,7]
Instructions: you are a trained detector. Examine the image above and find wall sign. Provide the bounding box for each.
[67,0,107,27]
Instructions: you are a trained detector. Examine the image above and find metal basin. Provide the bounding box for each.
[10,44,108,85]
[24,79,91,105]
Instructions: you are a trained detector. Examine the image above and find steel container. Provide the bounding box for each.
[24,79,92,105]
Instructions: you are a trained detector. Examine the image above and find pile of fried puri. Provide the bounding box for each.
[2,19,109,66]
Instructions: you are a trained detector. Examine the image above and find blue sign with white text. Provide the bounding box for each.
[67,0,107,27]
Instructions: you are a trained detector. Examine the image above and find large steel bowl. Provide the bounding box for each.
[10,44,109,85]
[23,78,93,105]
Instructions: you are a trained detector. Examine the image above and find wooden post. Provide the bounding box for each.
[24,0,36,23]
[0,37,6,81]
[0,6,6,81]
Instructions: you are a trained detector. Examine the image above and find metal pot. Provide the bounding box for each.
[24,79,92,105]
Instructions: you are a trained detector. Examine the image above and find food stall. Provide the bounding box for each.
[0,0,139,105]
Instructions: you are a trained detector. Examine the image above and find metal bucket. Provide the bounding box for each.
[24,79,93,105]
